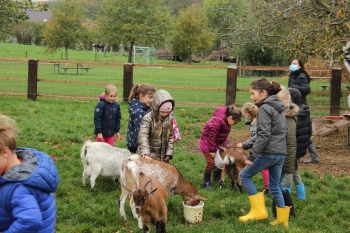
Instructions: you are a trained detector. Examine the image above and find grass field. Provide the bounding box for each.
[1,95,350,233]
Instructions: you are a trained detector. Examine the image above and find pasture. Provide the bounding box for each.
[1,95,350,233]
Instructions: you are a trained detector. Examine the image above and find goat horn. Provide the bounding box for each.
[141,180,151,193]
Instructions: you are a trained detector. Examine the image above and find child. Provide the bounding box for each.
[282,87,310,200]
[236,102,269,195]
[137,90,175,162]
[0,114,59,233]
[94,84,121,146]
[198,105,242,190]
[238,78,291,228]
[126,83,156,153]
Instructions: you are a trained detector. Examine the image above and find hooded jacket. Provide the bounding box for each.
[137,90,175,161]
[0,148,59,233]
[248,95,288,161]
[198,106,231,153]
[288,69,311,105]
[126,98,151,148]
[94,99,121,137]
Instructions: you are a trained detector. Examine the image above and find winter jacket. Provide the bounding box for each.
[288,70,311,105]
[242,120,257,150]
[0,148,59,233]
[248,95,288,162]
[126,98,151,148]
[94,100,121,137]
[296,104,312,158]
[199,106,231,153]
[283,103,298,174]
[138,90,175,161]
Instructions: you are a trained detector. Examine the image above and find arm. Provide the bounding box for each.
[6,186,43,233]
[94,102,104,135]
[138,114,152,156]
[114,104,122,140]
[207,118,222,152]
[242,123,257,150]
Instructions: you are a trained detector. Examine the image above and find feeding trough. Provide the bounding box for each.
[183,201,204,223]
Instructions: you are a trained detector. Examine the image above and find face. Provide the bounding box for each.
[291,59,301,68]
[250,87,267,103]
[227,116,238,126]
[105,91,117,103]
[139,93,154,107]
[244,112,252,121]
[159,111,170,117]
[0,148,10,175]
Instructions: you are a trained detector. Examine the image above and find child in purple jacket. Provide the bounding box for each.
[198,105,242,190]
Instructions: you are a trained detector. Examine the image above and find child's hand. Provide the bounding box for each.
[164,156,170,161]
[114,133,121,141]
[245,159,253,166]
[210,153,215,158]
[143,155,152,160]
[236,143,243,148]
[97,133,104,142]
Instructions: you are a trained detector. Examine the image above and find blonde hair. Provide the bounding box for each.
[0,114,19,151]
[157,115,172,140]
[128,83,156,103]
[104,84,117,96]
[242,102,258,121]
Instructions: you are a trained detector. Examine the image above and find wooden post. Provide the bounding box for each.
[226,66,238,106]
[27,59,38,101]
[330,67,342,116]
[123,63,134,102]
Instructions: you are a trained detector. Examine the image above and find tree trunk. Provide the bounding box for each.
[65,45,68,60]
[104,43,109,57]
[128,40,134,63]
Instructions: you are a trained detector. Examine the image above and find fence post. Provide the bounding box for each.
[226,66,238,106]
[123,63,134,102]
[27,59,38,101]
[330,67,342,116]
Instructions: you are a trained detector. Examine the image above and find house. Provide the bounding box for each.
[26,10,52,22]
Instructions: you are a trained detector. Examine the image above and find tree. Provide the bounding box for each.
[42,0,87,60]
[171,4,216,64]
[0,0,48,34]
[98,0,172,63]
[220,0,350,60]
[12,21,45,45]
[163,0,204,16]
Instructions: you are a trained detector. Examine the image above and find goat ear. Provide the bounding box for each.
[219,146,226,154]
[149,188,158,195]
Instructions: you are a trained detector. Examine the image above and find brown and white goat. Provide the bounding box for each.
[217,146,247,192]
[124,175,167,233]
[119,154,207,222]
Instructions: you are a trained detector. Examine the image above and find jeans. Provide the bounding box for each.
[240,153,286,207]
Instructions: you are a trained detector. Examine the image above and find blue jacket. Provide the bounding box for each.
[94,100,121,136]
[0,148,59,233]
[126,98,150,148]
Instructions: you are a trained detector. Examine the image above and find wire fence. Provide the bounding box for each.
[0,59,349,114]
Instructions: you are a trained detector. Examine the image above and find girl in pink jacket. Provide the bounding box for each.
[198,105,242,190]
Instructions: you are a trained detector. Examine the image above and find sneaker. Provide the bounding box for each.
[204,182,211,190]
[264,189,270,195]
[304,158,320,164]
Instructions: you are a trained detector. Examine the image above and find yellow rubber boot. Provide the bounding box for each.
[239,191,268,222]
[270,206,292,228]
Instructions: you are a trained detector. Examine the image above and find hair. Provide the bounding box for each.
[289,58,305,70]
[226,105,242,123]
[156,114,172,140]
[276,86,291,108]
[0,114,19,152]
[104,84,117,96]
[128,83,156,103]
[250,78,281,96]
[241,102,258,121]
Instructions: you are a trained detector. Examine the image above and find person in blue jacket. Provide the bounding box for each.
[0,114,59,233]
[94,84,122,146]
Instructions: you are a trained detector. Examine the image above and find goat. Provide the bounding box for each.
[80,140,132,188]
[216,146,247,192]
[119,154,207,222]
[124,175,167,233]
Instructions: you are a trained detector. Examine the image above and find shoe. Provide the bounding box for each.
[204,182,211,190]
[264,189,270,195]
[304,158,319,164]
[270,206,292,228]
[203,173,211,190]
[239,192,268,222]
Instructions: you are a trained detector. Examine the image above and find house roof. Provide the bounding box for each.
[26,10,52,22]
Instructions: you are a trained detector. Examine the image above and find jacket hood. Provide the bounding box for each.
[213,106,228,121]
[298,104,311,117]
[0,148,59,193]
[284,102,299,117]
[257,95,285,113]
[151,90,175,117]
[128,98,149,114]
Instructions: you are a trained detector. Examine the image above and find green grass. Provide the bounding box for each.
[1,95,350,233]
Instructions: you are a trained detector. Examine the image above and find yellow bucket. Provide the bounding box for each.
[183,201,204,223]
